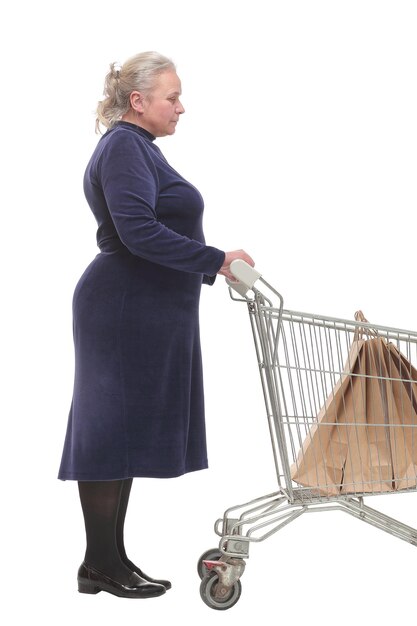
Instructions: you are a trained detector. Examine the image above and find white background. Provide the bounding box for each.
[2,0,417,623]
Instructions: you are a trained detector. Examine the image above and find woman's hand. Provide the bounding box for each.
[218,250,255,281]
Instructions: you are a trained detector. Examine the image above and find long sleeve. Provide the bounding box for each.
[94,131,225,276]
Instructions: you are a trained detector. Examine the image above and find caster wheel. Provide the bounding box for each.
[197,548,223,579]
[200,571,242,610]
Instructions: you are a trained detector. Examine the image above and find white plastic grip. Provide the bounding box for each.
[227,259,262,296]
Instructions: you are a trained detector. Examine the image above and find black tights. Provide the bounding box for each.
[78,478,136,584]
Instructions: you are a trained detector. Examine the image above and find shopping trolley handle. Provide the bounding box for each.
[227,260,284,308]
[227,259,262,297]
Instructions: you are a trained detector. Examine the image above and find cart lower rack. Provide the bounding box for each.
[198,260,417,610]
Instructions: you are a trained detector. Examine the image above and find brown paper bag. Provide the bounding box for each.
[290,313,417,496]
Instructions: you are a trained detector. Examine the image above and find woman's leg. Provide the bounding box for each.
[116,478,172,589]
[114,477,133,566]
[77,479,166,597]
[78,479,133,583]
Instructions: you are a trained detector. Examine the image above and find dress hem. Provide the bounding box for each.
[58,462,208,481]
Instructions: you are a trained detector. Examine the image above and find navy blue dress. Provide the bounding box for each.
[58,121,225,481]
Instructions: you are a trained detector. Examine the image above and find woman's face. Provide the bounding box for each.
[136,70,185,137]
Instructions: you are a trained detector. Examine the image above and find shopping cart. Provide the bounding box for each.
[198,260,417,610]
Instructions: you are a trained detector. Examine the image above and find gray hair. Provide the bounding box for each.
[95,51,176,133]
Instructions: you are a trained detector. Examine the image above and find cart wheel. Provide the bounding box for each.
[200,571,242,610]
[197,548,223,579]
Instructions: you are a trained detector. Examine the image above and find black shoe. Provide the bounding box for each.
[130,564,172,591]
[77,562,166,598]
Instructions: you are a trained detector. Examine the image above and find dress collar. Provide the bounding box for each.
[113,121,155,142]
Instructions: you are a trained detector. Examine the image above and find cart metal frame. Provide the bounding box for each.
[198,260,417,609]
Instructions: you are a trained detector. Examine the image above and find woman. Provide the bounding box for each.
[58,51,254,599]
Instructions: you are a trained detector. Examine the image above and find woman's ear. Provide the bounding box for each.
[129,91,145,113]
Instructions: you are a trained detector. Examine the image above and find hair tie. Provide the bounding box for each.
[113,62,122,79]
